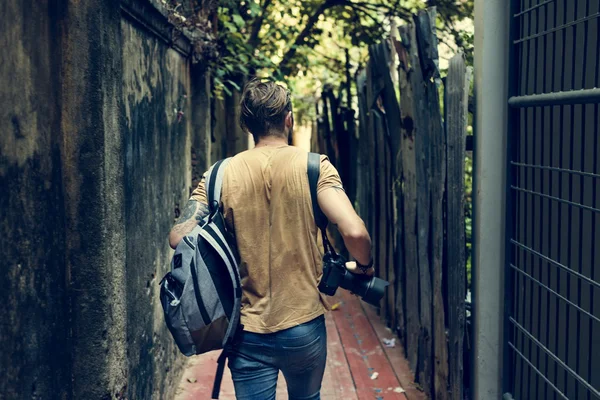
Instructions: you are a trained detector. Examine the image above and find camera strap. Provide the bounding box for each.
[307,152,336,255]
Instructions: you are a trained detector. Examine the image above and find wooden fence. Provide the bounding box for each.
[313,8,472,400]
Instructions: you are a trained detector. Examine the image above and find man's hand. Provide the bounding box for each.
[345,261,375,277]
[168,200,210,249]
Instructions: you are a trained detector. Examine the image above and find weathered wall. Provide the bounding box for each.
[191,69,212,185]
[59,1,128,398]
[213,88,251,162]
[121,12,191,398]
[0,1,70,398]
[0,0,211,398]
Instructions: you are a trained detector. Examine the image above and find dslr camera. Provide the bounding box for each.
[318,251,389,307]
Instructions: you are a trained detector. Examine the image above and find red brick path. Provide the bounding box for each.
[175,291,427,400]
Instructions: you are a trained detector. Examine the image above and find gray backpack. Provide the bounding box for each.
[159,158,241,399]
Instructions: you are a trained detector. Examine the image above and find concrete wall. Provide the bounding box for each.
[212,87,251,162]
[0,1,211,398]
[121,14,191,399]
[0,1,70,398]
[60,2,129,398]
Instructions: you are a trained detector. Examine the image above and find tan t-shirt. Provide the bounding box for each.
[190,145,343,333]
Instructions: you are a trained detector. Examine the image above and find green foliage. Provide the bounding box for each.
[464,152,473,287]
[166,0,473,115]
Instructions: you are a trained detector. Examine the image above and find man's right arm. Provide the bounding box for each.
[168,200,210,249]
[317,186,372,269]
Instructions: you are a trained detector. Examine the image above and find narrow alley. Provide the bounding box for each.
[4,0,599,399]
[175,291,425,400]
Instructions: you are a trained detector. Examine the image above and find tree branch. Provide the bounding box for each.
[311,48,345,67]
[348,1,411,20]
[278,0,413,75]
[278,0,344,74]
[248,0,274,48]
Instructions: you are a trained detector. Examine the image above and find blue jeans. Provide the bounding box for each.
[228,315,327,400]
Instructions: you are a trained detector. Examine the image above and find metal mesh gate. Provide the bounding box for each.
[505,0,600,399]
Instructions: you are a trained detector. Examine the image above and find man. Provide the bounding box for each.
[168,79,373,400]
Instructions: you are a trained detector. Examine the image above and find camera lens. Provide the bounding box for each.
[340,271,389,307]
[361,277,390,306]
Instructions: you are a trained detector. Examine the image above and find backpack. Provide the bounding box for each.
[159,158,242,399]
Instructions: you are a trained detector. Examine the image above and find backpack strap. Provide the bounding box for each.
[212,350,228,399]
[307,152,334,254]
[205,158,235,400]
[308,153,328,230]
[205,157,232,212]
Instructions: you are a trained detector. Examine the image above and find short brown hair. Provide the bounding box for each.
[239,79,292,141]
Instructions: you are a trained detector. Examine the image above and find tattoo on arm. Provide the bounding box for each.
[171,200,211,237]
[177,200,199,223]
[195,203,210,223]
[331,185,345,193]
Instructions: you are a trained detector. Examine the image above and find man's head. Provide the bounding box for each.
[239,79,293,144]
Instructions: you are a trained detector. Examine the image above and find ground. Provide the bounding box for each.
[175,291,427,400]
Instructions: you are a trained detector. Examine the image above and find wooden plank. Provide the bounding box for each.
[361,301,429,400]
[390,35,406,346]
[390,36,405,347]
[321,89,337,166]
[414,8,450,400]
[407,17,434,395]
[324,310,360,400]
[373,111,388,324]
[367,42,404,331]
[332,291,408,400]
[397,25,420,373]
[381,82,400,327]
[355,71,370,224]
[366,60,381,291]
[445,53,471,400]
[385,112,396,330]
[365,62,377,243]
[394,164,406,349]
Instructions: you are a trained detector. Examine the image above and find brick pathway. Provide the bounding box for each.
[175,291,426,400]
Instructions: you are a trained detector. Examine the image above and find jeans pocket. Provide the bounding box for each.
[281,335,321,351]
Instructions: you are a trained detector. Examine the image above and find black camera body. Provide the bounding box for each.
[318,252,389,307]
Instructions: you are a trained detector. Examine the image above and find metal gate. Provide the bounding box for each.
[504,0,600,399]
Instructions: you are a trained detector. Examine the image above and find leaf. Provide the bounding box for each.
[223,21,237,32]
[249,2,261,17]
[233,14,245,28]
[227,80,241,91]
